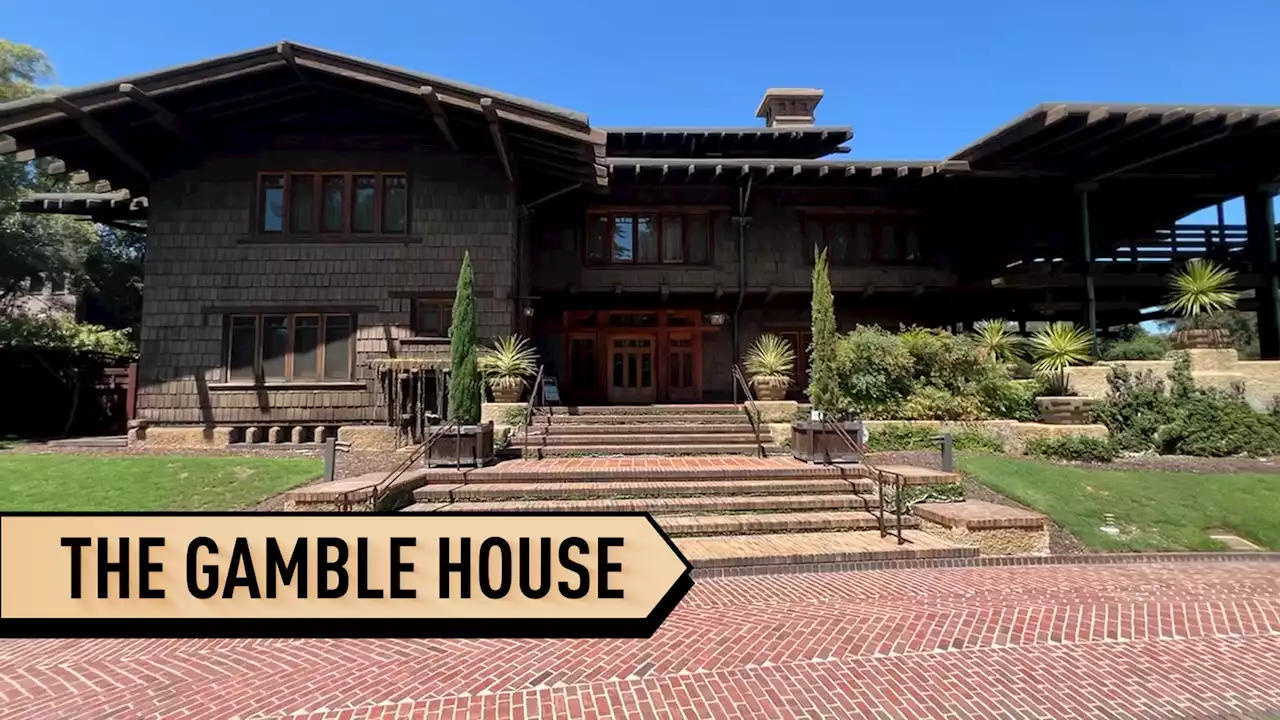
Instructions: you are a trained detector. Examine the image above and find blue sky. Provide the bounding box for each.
[6,0,1279,220]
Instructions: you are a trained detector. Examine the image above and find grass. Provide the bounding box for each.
[960,454,1280,552]
[0,455,322,511]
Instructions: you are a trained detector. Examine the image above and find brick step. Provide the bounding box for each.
[534,414,752,425]
[549,405,745,416]
[413,478,875,502]
[523,443,781,457]
[659,511,914,537]
[676,529,979,569]
[512,432,763,447]
[525,423,756,435]
[416,493,880,515]
[415,459,873,484]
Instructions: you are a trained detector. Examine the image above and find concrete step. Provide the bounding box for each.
[534,414,752,425]
[512,432,763,447]
[526,423,756,435]
[413,478,875,502]
[522,443,781,457]
[422,493,880,515]
[676,529,979,569]
[549,405,745,416]
[659,511,914,537]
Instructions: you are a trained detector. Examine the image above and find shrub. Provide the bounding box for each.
[447,251,481,424]
[1157,386,1280,457]
[1101,333,1170,360]
[808,247,840,415]
[952,429,1004,452]
[899,386,988,421]
[1025,435,1119,463]
[832,326,914,419]
[977,376,1042,422]
[865,423,1003,453]
[1089,365,1175,452]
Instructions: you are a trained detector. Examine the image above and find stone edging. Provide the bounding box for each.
[689,551,1280,579]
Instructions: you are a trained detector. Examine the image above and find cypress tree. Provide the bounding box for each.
[447,251,482,424]
[808,246,839,415]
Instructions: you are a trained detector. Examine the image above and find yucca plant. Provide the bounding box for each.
[743,333,796,401]
[478,334,539,402]
[1165,258,1239,320]
[971,319,1023,364]
[1165,258,1239,349]
[1029,322,1092,394]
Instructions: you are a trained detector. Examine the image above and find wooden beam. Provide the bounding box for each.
[53,97,150,181]
[0,136,16,155]
[896,166,911,178]
[46,160,66,175]
[480,98,514,183]
[419,86,460,152]
[684,164,696,183]
[118,83,188,139]
[93,180,112,193]
[70,171,91,185]
[12,149,36,163]
[870,166,884,178]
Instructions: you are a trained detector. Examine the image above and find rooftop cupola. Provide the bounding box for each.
[755,88,824,128]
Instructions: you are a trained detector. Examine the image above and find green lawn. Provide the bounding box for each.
[0,455,322,511]
[961,454,1280,551]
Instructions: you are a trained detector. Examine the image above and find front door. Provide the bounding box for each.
[608,334,657,404]
[666,333,699,402]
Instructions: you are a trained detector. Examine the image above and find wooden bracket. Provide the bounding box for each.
[480,98,515,183]
[54,97,150,182]
[419,86,460,152]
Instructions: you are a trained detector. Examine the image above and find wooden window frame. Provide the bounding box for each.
[802,212,921,266]
[255,171,409,240]
[410,298,453,340]
[585,211,714,266]
[223,312,357,383]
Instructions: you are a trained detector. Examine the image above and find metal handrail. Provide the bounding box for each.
[818,415,910,546]
[731,364,766,458]
[521,365,546,460]
[337,418,460,512]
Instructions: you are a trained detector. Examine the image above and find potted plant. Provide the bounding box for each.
[1028,321,1095,424]
[428,251,495,467]
[971,319,1023,374]
[791,248,864,463]
[1165,258,1239,349]
[743,333,795,401]
[479,334,538,403]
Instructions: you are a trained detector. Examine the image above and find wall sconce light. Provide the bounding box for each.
[523,306,536,317]
[706,312,728,326]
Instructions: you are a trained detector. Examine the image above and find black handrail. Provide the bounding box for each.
[336,418,460,512]
[521,364,546,460]
[818,415,909,546]
[731,364,766,458]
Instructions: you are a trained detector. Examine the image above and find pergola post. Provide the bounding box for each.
[1245,188,1280,358]
[1076,184,1099,356]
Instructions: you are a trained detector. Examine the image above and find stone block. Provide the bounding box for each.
[315,426,329,443]
[1003,422,1109,454]
[482,402,527,426]
[268,426,285,443]
[135,426,232,448]
[915,501,1049,556]
[752,400,798,424]
[291,426,305,443]
[338,425,399,450]
[245,426,261,444]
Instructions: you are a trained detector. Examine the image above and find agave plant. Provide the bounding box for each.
[1029,322,1092,394]
[743,333,796,400]
[971,319,1022,364]
[478,335,539,402]
[1165,258,1239,323]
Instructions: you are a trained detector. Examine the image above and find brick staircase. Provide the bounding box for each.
[509,404,781,458]
[397,458,979,570]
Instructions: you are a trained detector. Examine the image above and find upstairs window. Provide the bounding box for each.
[257,172,409,238]
[225,312,355,382]
[803,213,922,265]
[411,299,453,338]
[586,211,712,265]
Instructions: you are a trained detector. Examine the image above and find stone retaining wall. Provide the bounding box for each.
[766,419,1108,454]
[1066,348,1280,411]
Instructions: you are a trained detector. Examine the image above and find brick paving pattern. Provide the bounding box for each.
[3,562,1279,719]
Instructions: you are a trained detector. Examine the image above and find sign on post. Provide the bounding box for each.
[0,512,693,639]
[541,376,561,405]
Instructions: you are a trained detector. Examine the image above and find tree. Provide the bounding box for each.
[447,251,481,424]
[808,246,839,415]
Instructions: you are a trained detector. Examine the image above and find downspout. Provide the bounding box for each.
[732,175,753,401]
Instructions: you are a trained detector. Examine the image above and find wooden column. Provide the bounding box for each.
[1246,188,1280,358]
[1077,185,1099,356]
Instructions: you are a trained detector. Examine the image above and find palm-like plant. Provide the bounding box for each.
[1165,258,1239,323]
[1029,322,1092,394]
[478,335,538,401]
[744,333,796,400]
[971,319,1022,364]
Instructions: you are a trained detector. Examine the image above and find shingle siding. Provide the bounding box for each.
[136,147,516,426]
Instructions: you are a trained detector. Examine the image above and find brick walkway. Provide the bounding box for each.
[3,562,1279,719]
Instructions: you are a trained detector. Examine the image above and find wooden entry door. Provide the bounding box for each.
[666,333,699,402]
[608,335,657,404]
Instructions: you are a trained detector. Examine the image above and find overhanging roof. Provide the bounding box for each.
[0,42,608,197]
[603,126,851,159]
[950,102,1280,182]
[606,157,969,184]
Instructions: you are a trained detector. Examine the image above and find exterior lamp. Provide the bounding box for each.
[523,306,536,317]
[706,312,728,326]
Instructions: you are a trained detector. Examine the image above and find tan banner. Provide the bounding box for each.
[0,513,692,638]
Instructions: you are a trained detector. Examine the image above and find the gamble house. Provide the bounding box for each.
[2,42,1278,441]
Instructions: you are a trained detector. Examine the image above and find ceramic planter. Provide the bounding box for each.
[1172,327,1231,350]
[489,377,524,403]
[751,376,790,401]
[1035,396,1097,425]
